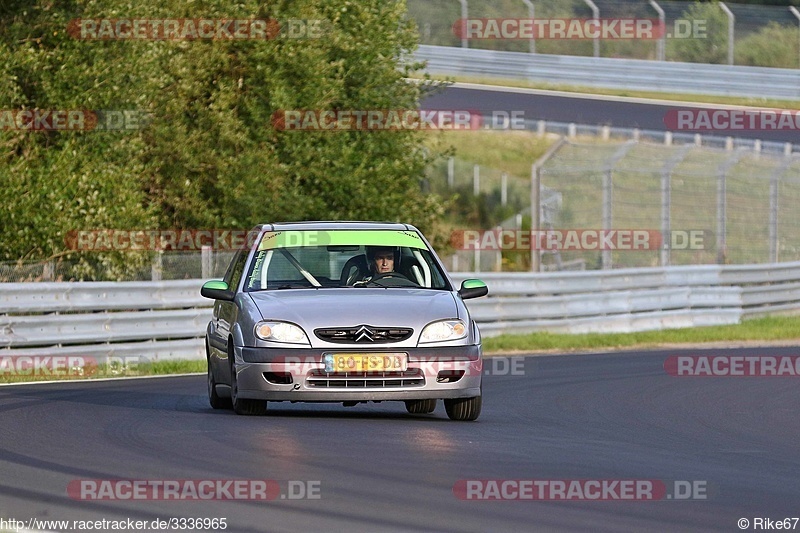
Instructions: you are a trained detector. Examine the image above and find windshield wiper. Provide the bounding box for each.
[275,284,317,290]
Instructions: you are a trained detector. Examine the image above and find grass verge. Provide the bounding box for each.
[483,316,800,354]
[0,359,206,385]
[3,317,798,384]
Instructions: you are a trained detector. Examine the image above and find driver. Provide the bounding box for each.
[370,247,395,275]
[361,245,400,283]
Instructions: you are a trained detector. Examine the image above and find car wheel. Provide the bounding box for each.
[405,399,437,414]
[444,395,481,421]
[229,345,267,416]
[208,357,232,410]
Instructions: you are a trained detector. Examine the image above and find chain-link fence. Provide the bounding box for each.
[537,140,800,270]
[407,0,800,68]
[424,136,800,272]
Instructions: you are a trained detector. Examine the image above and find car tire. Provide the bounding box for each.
[208,357,232,410]
[229,344,267,416]
[444,395,481,421]
[405,399,437,414]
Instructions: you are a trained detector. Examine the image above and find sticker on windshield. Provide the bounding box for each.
[257,230,428,250]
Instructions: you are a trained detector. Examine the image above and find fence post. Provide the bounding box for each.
[151,251,163,281]
[790,6,800,69]
[602,141,636,269]
[720,2,735,66]
[716,173,726,264]
[660,169,671,267]
[649,0,666,61]
[473,164,480,195]
[602,169,613,269]
[501,172,508,206]
[201,245,213,279]
[716,151,742,264]
[584,0,600,58]
[495,226,503,271]
[521,0,535,53]
[447,156,455,188]
[769,158,793,263]
[42,262,54,282]
[458,0,469,48]
[531,138,567,272]
[660,145,692,266]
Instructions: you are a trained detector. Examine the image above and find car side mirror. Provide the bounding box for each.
[201,280,234,301]
[458,279,488,300]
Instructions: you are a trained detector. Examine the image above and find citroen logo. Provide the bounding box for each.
[354,325,374,342]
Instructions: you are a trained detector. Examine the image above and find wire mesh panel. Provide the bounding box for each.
[538,140,800,270]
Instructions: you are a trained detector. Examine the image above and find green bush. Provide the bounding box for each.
[666,1,731,64]
[736,22,800,68]
[0,0,448,278]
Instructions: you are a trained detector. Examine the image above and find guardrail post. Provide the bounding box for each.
[720,2,735,66]
[473,164,480,195]
[537,120,546,136]
[501,172,508,206]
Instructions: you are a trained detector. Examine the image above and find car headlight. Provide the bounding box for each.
[255,321,309,344]
[419,320,468,343]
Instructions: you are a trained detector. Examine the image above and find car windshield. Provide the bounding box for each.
[243,229,451,291]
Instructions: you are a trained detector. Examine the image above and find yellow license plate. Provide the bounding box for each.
[323,353,407,373]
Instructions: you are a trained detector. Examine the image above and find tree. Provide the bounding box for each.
[0,0,446,279]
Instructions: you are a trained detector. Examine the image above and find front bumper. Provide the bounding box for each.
[233,345,482,402]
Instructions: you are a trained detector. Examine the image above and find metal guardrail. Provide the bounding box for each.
[414,45,800,99]
[1,262,799,360]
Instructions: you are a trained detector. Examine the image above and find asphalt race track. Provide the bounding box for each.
[1,346,799,532]
[422,84,800,144]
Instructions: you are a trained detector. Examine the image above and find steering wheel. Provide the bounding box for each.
[368,271,419,287]
[372,272,410,281]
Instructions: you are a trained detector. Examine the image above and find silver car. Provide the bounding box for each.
[201,221,488,421]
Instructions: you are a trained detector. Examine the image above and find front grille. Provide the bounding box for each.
[314,325,413,344]
[306,369,425,388]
